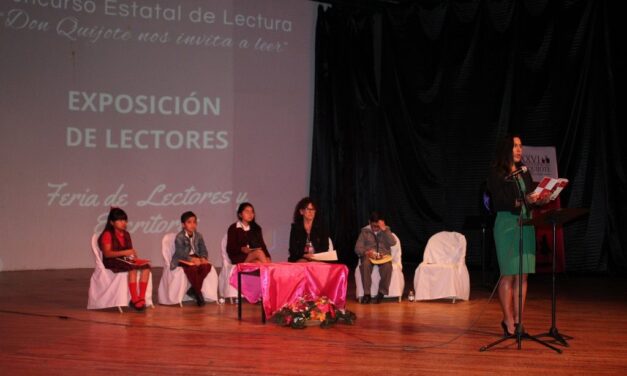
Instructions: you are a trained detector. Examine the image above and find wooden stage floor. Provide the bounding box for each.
[1,268,626,375]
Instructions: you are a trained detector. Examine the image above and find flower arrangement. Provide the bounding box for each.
[271,294,356,329]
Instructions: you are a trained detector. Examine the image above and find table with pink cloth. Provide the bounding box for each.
[230,262,349,318]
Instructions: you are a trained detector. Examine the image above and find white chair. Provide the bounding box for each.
[328,238,335,256]
[355,233,405,302]
[87,234,154,312]
[157,232,219,306]
[413,231,470,303]
[218,234,239,302]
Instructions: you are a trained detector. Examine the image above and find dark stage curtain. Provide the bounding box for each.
[310,0,626,274]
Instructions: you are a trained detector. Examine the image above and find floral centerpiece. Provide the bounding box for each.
[271,294,356,329]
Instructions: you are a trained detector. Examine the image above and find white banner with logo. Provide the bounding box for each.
[522,146,558,182]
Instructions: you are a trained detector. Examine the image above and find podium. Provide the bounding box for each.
[524,208,589,346]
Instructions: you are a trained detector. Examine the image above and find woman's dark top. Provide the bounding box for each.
[486,164,534,213]
[288,220,329,262]
[226,222,270,264]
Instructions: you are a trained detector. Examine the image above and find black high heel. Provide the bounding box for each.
[501,321,514,337]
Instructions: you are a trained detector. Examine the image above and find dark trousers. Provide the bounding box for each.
[183,263,212,296]
[360,257,393,295]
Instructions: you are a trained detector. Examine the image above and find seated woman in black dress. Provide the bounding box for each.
[288,197,329,262]
[226,202,271,264]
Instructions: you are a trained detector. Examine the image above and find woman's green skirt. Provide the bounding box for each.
[494,211,536,275]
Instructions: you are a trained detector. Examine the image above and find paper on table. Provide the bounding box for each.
[310,250,338,261]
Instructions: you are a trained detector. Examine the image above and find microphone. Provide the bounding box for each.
[505,166,528,180]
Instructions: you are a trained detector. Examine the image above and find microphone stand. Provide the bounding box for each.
[480,174,561,353]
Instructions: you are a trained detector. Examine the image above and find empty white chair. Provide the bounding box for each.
[413,231,470,302]
[218,234,239,301]
[355,233,405,302]
[157,232,218,306]
[87,233,154,312]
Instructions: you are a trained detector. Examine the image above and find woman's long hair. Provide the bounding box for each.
[292,197,317,224]
[98,207,128,249]
[491,134,521,176]
[237,202,260,231]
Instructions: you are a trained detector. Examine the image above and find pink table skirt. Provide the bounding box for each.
[230,262,349,318]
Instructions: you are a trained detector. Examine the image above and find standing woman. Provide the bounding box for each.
[487,135,548,336]
[98,207,151,311]
[288,197,329,262]
[226,202,271,264]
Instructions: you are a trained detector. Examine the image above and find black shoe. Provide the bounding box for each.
[501,321,514,337]
[189,289,204,307]
[186,287,196,298]
[374,293,384,304]
[186,288,204,306]
[361,295,371,304]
